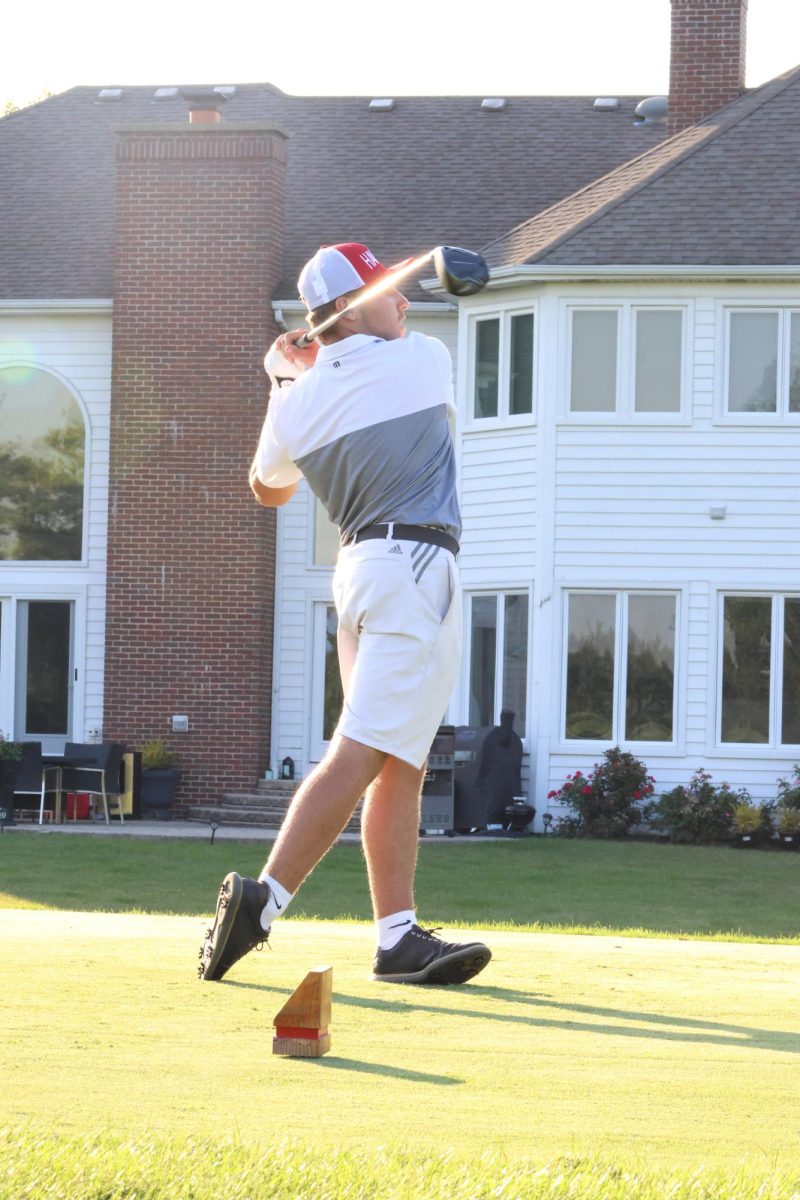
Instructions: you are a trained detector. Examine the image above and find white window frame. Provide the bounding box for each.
[0,584,87,750]
[558,588,681,751]
[465,302,537,427]
[562,302,690,422]
[715,591,800,751]
[720,305,800,422]
[463,588,531,740]
[308,599,341,763]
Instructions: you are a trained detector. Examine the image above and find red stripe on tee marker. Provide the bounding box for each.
[274,1026,327,1040]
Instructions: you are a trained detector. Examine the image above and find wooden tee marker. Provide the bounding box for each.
[272,966,332,1057]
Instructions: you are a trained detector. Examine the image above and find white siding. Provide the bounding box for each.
[0,310,112,743]
[455,279,800,819]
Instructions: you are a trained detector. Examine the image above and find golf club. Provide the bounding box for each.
[294,245,490,348]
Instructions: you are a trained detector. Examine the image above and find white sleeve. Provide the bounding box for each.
[253,386,303,488]
[428,335,456,417]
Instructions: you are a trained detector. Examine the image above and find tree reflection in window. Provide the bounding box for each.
[0,366,85,560]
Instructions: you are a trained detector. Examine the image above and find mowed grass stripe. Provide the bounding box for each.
[3,910,800,1173]
[2,834,800,942]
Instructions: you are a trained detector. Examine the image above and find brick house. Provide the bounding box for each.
[3,0,797,818]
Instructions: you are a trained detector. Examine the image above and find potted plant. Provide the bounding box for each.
[777,806,800,849]
[732,802,762,847]
[0,733,23,827]
[139,738,181,819]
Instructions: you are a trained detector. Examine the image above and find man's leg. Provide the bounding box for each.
[199,733,384,981]
[360,755,425,918]
[264,733,385,892]
[363,754,493,986]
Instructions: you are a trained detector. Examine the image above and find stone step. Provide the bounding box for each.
[186,793,362,834]
[220,792,293,809]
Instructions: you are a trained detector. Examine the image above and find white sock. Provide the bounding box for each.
[377,910,416,951]
[257,871,294,931]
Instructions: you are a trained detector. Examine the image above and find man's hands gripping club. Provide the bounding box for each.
[264,330,318,388]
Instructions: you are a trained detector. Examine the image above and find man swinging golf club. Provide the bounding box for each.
[198,242,492,986]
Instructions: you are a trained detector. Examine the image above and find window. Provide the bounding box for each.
[471,310,535,420]
[15,600,74,738]
[0,367,86,561]
[0,596,77,749]
[564,591,677,743]
[313,496,338,566]
[569,306,684,416]
[468,592,529,734]
[720,594,800,746]
[725,309,800,416]
[310,603,344,758]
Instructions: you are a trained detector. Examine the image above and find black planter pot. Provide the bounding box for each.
[140,769,181,819]
[0,759,20,827]
[735,832,758,848]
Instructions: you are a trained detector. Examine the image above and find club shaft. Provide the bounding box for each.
[295,250,435,348]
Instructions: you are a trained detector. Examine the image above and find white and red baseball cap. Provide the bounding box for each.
[298,243,410,310]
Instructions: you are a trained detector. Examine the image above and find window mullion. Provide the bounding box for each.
[494,594,505,725]
[498,315,509,419]
[624,306,635,419]
[616,592,627,742]
[773,594,783,748]
[779,310,789,418]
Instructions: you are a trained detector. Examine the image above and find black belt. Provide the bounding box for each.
[343,523,459,556]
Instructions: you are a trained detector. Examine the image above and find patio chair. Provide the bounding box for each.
[12,742,63,824]
[61,742,126,825]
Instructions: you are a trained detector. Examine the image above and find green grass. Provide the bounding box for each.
[4,1133,800,1200]
[2,832,799,942]
[4,833,800,1197]
[3,911,800,1194]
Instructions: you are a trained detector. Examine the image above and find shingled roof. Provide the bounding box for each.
[0,85,666,301]
[482,63,800,270]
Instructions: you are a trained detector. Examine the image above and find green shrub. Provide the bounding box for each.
[650,768,743,844]
[139,738,179,770]
[732,802,762,835]
[550,747,655,839]
[776,765,800,810]
[778,806,800,836]
[0,732,22,762]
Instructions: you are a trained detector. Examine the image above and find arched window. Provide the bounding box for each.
[0,366,85,561]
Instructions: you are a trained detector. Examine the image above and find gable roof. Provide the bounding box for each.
[482,64,800,270]
[0,85,667,301]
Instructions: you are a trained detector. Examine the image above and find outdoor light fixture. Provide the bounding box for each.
[542,813,553,836]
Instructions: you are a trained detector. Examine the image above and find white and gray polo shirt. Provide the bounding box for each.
[253,332,461,543]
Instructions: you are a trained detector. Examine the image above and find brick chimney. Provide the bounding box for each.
[107,112,288,810]
[668,0,748,136]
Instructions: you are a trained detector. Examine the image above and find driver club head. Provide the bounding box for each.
[433,245,490,296]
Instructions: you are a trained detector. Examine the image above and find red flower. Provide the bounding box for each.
[582,786,592,795]
[547,790,557,799]
[633,790,642,800]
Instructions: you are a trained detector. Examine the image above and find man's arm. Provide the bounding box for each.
[248,459,299,507]
[250,330,318,507]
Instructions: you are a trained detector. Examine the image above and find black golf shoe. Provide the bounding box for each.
[372,925,491,985]
[198,871,270,981]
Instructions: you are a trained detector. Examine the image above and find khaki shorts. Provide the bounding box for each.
[332,536,462,768]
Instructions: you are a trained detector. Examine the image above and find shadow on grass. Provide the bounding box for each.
[227,978,800,1057]
[312,1058,462,1085]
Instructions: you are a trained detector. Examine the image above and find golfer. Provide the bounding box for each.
[199,243,491,986]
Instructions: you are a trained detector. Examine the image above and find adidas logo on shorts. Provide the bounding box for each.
[388,543,403,555]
